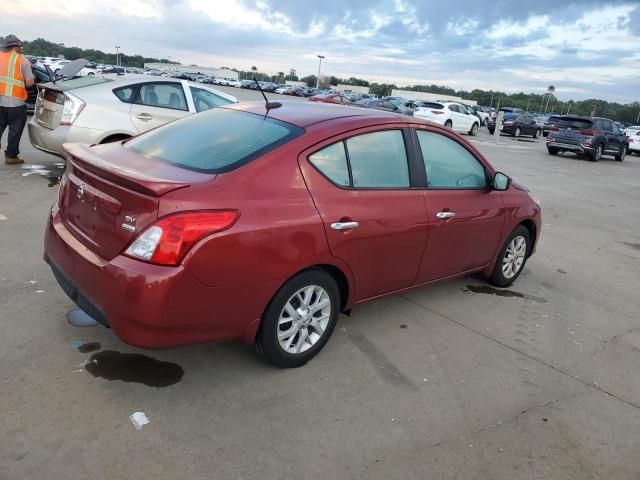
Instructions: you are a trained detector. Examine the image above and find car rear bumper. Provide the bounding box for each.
[628,143,640,152]
[44,205,278,348]
[547,141,592,153]
[28,119,106,158]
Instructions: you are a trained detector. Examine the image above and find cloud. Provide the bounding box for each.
[2,0,639,102]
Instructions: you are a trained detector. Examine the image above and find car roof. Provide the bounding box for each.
[227,101,401,128]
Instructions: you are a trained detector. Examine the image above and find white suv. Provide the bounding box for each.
[414,101,480,135]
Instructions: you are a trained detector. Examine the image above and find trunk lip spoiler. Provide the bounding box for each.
[63,143,203,197]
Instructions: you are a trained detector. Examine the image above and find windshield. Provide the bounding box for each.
[126,109,304,174]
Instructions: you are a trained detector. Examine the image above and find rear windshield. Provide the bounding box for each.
[559,118,592,129]
[420,102,443,109]
[45,76,111,92]
[125,108,304,173]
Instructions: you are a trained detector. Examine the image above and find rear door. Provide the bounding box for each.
[607,121,623,153]
[413,128,505,282]
[130,82,191,132]
[298,127,428,301]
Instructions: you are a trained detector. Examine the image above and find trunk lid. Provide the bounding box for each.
[59,142,215,260]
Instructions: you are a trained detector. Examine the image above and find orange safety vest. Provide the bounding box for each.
[0,50,28,101]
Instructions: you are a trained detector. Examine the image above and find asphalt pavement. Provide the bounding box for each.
[1,89,640,480]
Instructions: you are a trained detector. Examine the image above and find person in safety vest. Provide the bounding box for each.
[0,35,34,165]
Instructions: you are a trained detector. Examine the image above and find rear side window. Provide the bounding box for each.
[113,86,135,103]
[308,143,350,187]
[136,83,187,111]
[417,130,486,189]
[126,109,304,173]
[347,131,410,188]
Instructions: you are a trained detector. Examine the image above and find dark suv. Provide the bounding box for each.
[546,116,629,161]
[542,115,561,137]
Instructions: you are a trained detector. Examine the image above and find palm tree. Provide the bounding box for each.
[544,85,555,113]
[277,71,284,83]
[251,65,257,79]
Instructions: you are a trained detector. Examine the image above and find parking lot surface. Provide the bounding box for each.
[1,89,640,480]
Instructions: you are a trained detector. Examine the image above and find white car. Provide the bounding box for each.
[414,101,480,135]
[28,75,237,158]
[624,125,640,136]
[275,86,292,94]
[226,79,241,87]
[628,132,640,155]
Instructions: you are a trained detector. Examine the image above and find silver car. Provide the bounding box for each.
[28,74,237,158]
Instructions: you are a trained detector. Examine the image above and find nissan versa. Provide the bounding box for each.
[44,101,542,368]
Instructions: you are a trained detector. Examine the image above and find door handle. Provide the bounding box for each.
[135,113,153,121]
[331,221,360,230]
[436,211,456,219]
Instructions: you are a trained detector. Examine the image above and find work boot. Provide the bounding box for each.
[4,156,24,165]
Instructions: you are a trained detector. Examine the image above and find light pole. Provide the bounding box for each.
[316,55,325,89]
[526,98,531,112]
[115,45,120,67]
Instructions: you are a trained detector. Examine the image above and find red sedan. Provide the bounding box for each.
[308,94,353,105]
[44,101,541,367]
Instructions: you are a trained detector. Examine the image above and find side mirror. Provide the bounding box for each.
[493,172,510,191]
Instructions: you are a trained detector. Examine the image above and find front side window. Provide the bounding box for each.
[190,87,233,113]
[347,130,410,188]
[136,83,188,111]
[416,130,487,189]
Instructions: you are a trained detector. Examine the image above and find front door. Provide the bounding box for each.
[299,128,428,301]
[130,82,191,133]
[413,129,505,282]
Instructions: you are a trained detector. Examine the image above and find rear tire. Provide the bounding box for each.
[488,225,531,288]
[100,134,131,144]
[547,147,559,155]
[513,127,521,138]
[615,146,626,161]
[533,129,540,139]
[469,123,479,136]
[255,269,340,368]
[590,143,603,162]
[483,118,489,127]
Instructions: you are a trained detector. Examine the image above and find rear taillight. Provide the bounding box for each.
[124,210,239,266]
[551,126,559,131]
[432,110,444,115]
[504,121,514,125]
[630,139,635,143]
[580,130,595,136]
[60,93,86,126]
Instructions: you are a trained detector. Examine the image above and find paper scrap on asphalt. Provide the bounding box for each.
[0,214,7,221]
[130,412,150,430]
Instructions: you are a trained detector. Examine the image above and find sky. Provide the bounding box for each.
[2,0,640,103]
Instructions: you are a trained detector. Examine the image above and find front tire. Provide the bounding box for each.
[444,120,453,129]
[489,226,531,287]
[533,129,540,139]
[255,269,340,368]
[513,127,521,138]
[547,147,559,155]
[469,122,479,136]
[615,146,626,161]
[483,118,489,127]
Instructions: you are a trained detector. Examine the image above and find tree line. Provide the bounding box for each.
[5,36,638,123]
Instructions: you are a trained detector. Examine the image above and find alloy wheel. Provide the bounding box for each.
[277,285,332,354]
[502,236,527,279]
[595,145,602,160]
[514,127,521,137]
